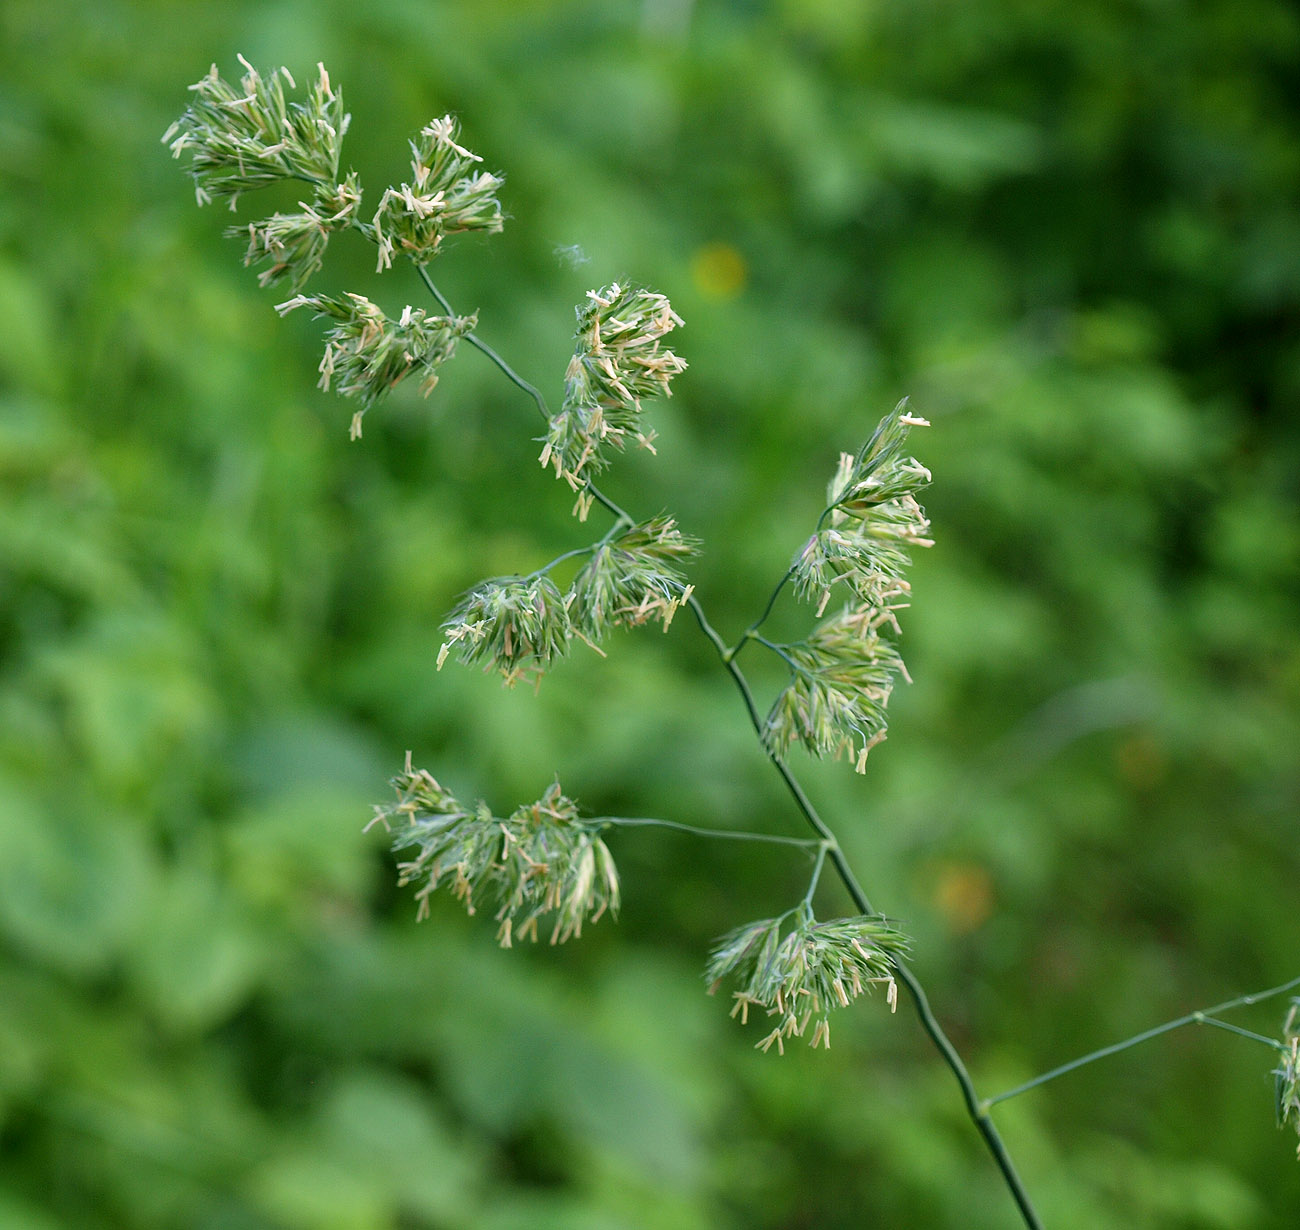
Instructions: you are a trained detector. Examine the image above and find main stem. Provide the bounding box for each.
[688,596,1042,1229]
[424,274,1042,1229]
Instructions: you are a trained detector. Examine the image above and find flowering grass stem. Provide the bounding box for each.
[168,63,1297,1224]
[685,595,1044,1228]
[372,262,1046,1227]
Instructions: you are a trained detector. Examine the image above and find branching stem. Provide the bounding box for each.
[985,974,1300,1109]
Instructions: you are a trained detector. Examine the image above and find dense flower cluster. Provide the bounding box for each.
[438,574,573,683]
[791,401,933,615]
[373,116,506,270]
[568,516,697,637]
[762,604,906,772]
[163,58,348,202]
[276,293,476,438]
[540,283,687,487]
[707,912,908,1052]
[165,60,362,292]
[231,172,363,291]
[438,517,697,683]
[370,757,620,946]
[761,401,933,771]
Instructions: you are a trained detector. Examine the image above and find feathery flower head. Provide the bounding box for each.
[706,912,909,1052]
[438,574,573,684]
[228,172,362,291]
[568,516,698,640]
[163,57,348,205]
[762,603,906,772]
[793,400,933,615]
[373,115,506,270]
[540,283,687,488]
[370,757,620,946]
[276,292,475,437]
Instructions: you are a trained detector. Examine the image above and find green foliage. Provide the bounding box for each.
[3,0,1299,1226]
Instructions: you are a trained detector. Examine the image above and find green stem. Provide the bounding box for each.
[416,266,552,421]
[985,974,1300,1109]
[750,632,803,673]
[740,563,798,647]
[687,596,1042,1230]
[597,815,821,850]
[1196,1018,1286,1049]
[801,842,829,909]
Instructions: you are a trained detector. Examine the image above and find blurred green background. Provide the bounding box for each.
[3,0,1299,1225]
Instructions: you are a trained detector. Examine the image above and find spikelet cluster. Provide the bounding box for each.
[439,517,697,684]
[765,402,933,771]
[276,293,475,438]
[540,284,687,487]
[706,913,908,1052]
[373,116,505,271]
[370,757,620,946]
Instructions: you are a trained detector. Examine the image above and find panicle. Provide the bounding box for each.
[163,58,349,204]
[372,115,506,270]
[792,400,933,614]
[438,574,573,685]
[568,516,698,638]
[768,401,934,772]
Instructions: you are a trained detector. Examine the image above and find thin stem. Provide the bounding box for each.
[416,265,552,420]
[531,546,592,578]
[597,816,821,850]
[1195,1018,1285,1049]
[986,974,1300,1109]
[750,632,803,673]
[740,562,798,647]
[801,843,829,909]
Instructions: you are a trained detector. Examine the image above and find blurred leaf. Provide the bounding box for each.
[0,778,154,973]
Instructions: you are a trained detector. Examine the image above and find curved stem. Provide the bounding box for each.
[985,974,1300,1109]
[750,632,804,673]
[739,562,798,648]
[416,266,552,421]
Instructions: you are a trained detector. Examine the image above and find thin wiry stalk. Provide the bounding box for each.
[687,595,1043,1229]
[985,974,1300,1109]
[597,816,822,850]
